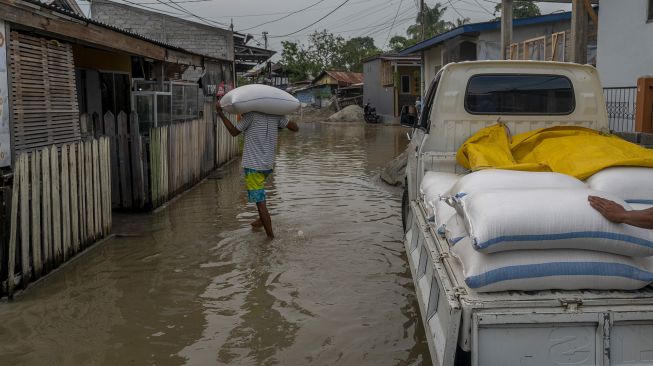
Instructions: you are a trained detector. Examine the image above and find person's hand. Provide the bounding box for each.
[215,100,224,115]
[588,195,626,223]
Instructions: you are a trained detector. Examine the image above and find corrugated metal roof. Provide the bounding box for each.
[399,11,573,55]
[314,70,364,85]
[17,0,207,58]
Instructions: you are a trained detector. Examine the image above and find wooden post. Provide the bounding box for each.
[30,152,42,278]
[19,155,29,287]
[129,112,144,208]
[7,159,20,296]
[500,0,513,60]
[636,77,653,133]
[571,0,588,64]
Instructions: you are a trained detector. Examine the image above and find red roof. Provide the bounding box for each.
[313,70,364,86]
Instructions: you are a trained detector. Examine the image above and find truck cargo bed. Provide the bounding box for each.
[405,200,653,366]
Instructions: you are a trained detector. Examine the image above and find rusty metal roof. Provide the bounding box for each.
[313,70,363,85]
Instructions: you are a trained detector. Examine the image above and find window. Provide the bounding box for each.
[401,75,411,94]
[465,74,575,115]
[649,0,653,21]
[418,71,442,131]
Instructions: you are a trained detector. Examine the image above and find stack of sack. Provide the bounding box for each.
[419,168,653,293]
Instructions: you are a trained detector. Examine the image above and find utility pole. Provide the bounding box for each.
[500,0,513,60]
[262,31,269,50]
[420,0,425,41]
[570,0,588,64]
[229,18,234,32]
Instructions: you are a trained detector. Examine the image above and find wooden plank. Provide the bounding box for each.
[141,135,150,209]
[41,147,52,271]
[61,145,70,260]
[103,112,119,209]
[85,140,94,241]
[50,145,62,266]
[7,156,21,296]
[70,143,80,253]
[117,112,132,208]
[102,137,111,234]
[78,142,86,246]
[19,154,30,287]
[92,139,100,237]
[31,151,42,278]
[129,112,144,208]
[1,3,167,61]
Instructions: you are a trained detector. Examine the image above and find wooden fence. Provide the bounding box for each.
[148,119,217,207]
[3,137,111,296]
[81,105,239,210]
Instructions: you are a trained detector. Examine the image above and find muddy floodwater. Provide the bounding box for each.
[0,121,431,366]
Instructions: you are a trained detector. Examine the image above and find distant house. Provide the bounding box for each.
[311,70,363,107]
[243,62,290,89]
[363,54,421,122]
[400,11,597,90]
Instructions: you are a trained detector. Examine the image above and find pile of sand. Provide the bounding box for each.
[327,105,364,122]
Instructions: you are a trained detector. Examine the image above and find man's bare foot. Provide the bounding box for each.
[251,219,263,228]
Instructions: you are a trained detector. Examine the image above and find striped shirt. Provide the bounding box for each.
[236,112,289,171]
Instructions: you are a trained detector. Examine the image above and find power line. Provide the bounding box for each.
[471,0,495,15]
[446,0,467,19]
[269,0,352,38]
[383,0,405,48]
[237,0,328,32]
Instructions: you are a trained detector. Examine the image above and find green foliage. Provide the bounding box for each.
[281,31,379,82]
[494,0,541,19]
[406,3,452,41]
[388,35,417,53]
[385,3,470,53]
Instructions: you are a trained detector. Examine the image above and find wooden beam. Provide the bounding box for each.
[0,0,166,60]
[165,49,203,67]
[501,0,513,60]
[570,0,587,64]
[635,77,653,133]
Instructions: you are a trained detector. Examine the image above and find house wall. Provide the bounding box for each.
[363,59,394,117]
[477,20,571,60]
[423,45,445,91]
[314,74,336,86]
[91,0,233,61]
[597,0,653,87]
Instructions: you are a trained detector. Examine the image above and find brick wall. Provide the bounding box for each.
[91,0,233,61]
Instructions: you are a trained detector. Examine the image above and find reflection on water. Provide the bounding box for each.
[0,122,430,365]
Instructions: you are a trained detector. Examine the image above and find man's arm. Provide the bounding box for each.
[287,121,299,132]
[588,195,653,229]
[216,104,241,137]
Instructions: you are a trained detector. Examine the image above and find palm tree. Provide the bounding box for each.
[406,3,453,41]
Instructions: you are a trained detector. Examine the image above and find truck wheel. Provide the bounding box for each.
[402,186,410,233]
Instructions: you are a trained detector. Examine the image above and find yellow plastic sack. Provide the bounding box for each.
[457,124,653,179]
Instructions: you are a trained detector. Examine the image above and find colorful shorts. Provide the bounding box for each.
[244,168,272,203]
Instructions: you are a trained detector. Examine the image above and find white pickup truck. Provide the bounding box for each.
[401,61,653,366]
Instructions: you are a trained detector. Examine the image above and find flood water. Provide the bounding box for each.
[0,121,431,365]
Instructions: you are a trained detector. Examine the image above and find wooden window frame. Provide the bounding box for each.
[400,75,411,94]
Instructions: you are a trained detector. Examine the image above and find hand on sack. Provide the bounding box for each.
[588,195,626,223]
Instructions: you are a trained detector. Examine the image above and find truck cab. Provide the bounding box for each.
[401,61,653,366]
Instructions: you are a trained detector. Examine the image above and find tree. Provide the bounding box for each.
[280,31,380,82]
[454,17,471,27]
[388,35,417,53]
[406,3,452,41]
[339,37,381,72]
[494,0,541,19]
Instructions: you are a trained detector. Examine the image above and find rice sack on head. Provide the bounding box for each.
[220,84,300,115]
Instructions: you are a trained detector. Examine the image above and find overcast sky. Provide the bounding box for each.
[79,0,571,56]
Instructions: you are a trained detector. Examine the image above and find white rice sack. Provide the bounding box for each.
[220,84,300,115]
[419,172,459,228]
[631,203,653,211]
[450,169,585,197]
[444,214,468,246]
[434,200,457,236]
[456,188,653,257]
[587,167,653,204]
[451,236,653,292]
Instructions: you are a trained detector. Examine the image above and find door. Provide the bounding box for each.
[407,71,441,201]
